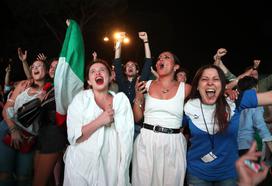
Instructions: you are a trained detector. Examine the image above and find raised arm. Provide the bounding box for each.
[138,32,151,58]
[226,60,260,90]
[213,48,227,66]
[213,48,237,82]
[213,48,230,74]
[253,59,260,70]
[226,69,254,90]
[17,47,31,79]
[92,51,97,61]
[113,32,126,89]
[3,64,13,97]
[4,64,11,87]
[36,53,47,62]
[150,66,159,79]
[138,31,153,81]
[114,32,126,59]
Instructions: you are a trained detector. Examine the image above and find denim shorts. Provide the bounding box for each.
[0,120,34,177]
[186,173,237,186]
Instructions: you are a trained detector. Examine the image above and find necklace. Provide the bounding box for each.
[200,102,215,149]
[157,79,174,94]
[161,89,169,94]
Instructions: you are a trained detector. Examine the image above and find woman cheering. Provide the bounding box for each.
[184,64,272,185]
[132,51,191,186]
[63,59,134,186]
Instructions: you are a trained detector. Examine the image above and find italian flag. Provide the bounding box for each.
[54,19,85,126]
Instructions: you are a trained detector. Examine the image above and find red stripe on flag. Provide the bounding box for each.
[56,112,66,126]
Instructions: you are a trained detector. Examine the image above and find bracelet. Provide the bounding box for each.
[144,41,149,43]
[9,126,17,133]
[133,99,143,109]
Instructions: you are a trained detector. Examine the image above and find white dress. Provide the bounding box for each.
[63,90,134,186]
[132,81,187,186]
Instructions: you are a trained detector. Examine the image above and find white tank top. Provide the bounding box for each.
[144,80,185,129]
[14,88,41,112]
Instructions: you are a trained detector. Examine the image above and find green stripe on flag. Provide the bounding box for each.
[59,20,84,82]
[54,19,85,124]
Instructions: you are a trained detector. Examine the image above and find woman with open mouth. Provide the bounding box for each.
[184,64,272,185]
[1,59,48,186]
[63,59,134,186]
[132,51,191,186]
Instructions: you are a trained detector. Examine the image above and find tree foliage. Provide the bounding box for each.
[4,0,128,47]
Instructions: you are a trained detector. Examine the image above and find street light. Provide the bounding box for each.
[113,32,122,40]
[103,36,109,42]
[123,37,130,44]
[103,31,130,45]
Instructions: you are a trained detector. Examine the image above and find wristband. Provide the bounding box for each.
[144,41,149,43]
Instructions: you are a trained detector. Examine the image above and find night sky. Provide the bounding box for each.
[1,0,271,83]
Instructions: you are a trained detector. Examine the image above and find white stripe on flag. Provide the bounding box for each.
[54,57,84,115]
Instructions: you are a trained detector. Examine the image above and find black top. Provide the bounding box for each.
[39,87,56,126]
[113,58,153,105]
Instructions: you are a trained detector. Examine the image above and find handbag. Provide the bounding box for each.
[14,86,54,136]
[2,130,36,153]
[17,98,42,128]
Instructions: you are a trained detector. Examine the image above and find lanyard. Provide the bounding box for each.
[200,102,215,149]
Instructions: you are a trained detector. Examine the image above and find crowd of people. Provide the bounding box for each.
[0,20,272,186]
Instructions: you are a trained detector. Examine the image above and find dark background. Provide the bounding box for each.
[1,0,271,83]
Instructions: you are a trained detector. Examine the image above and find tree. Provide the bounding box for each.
[4,0,128,47]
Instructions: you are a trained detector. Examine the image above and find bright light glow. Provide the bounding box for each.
[114,32,121,40]
[103,36,109,42]
[103,31,130,45]
[123,37,130,44]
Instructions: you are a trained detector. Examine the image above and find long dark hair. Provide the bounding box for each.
[187,64,230,132]
[158,51,182,65]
